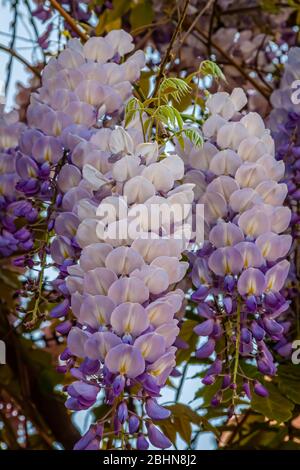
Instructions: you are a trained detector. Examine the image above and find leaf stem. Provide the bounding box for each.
[0,44,41,79]
[152,0,190,97]
[233,299,241,392]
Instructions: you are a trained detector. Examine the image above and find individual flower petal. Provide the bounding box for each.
[67,327,90,358]
[235,241,264,268]
[84,331,122,360]
[108,277,149,304]
[105,344,145,378]
[83,37,114,62]
[265,260,290,292]
[208,246,243,276]
[83,267,117,295]
[145,399,171,421]
[237,268,266,296]
[79,294,115,329]
[146,423,172,449]
[110,302,149,337]
[134,333,166,363]
[209,222,244,247]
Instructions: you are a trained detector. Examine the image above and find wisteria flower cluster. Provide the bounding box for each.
[179,87,292,404]
[269,47,300,229]
[0,105,28,257]
[6,29,144,270]
[0,8,298,449]
[268,46,300,323]
[6,28,191,449]
[59,125,192,450]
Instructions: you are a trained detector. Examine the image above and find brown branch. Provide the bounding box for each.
[179,0,215,48]
[0,305,80,449]
[0,44,41,79]
[223,409,252,447]
[152,0,190,97]
[193,27,271,101]
[49,0,89,42]
[5,0,19,94]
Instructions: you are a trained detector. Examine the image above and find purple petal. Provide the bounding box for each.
[145,399,171,421]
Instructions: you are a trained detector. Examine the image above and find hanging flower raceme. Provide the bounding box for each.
[57,124,193,450]
[0,105,29,257]
[6,30,144,271]
[268,46,300,339]
[269,46,300,228]
[177,88,292,405]
[13,28,190,449]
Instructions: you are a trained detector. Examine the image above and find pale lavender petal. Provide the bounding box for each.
[134,333,166,363]
[110,302,149,336]
[84,331,122,360]
[105,344,145,378]
[265,260,290,292]
[237,268,266,296]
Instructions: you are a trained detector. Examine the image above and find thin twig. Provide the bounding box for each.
[0,44,41,79]
[5,0,19,94]
[223,409,252,447]
[49,0,89,42]
[23,0,46,63]
[175,361,189,402]
[152,0,190,97]
[193,27,271,100]
[179,0,214,47]
[0,31,35,43]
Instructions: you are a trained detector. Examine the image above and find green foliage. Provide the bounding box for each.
[159,78,191,102]
[277,364,300,405]
[130,0,154,30]
[199,60,226,81]
[124,97,142,127]
[251,382,294,422]
[155,104,183,130]
[176,320,198,365]
[156,403,219,447]
[175,128,203,150]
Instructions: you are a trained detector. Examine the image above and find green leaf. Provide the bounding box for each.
[130,0,154,30]
[277,364,300,405]
[156,104,183,130]
[182,128,203,148]
[159,78,191,102]
[156,419,177,445]
[251,382,294,422]
[199,60,225,81]
[176,319,198,364]
[159,404,197,445]
[124,97,142,127]
[167,403,201,425]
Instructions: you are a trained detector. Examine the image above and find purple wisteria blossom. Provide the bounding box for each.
[59,125,190,449]
[10,29,188,449]
[177,88,292,405]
